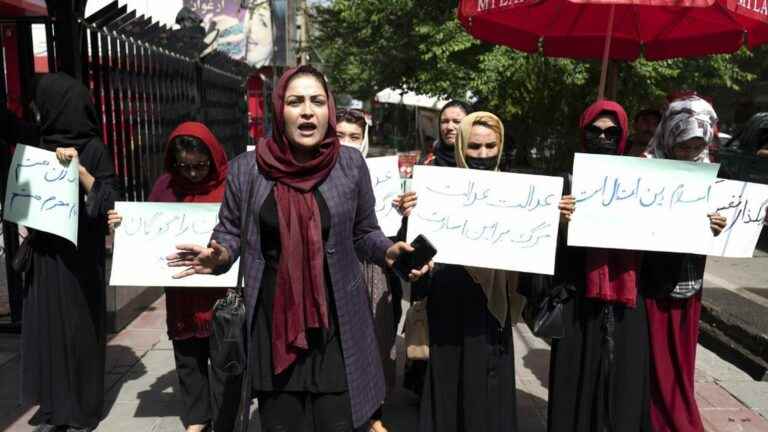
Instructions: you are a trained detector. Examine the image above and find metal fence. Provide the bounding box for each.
[0,4,254,328]
[81,2,252,201]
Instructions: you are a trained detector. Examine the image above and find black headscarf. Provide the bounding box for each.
[726,112,768,155]
[35,72,113,180]
[434,100,471,167]
[35,73,100,152]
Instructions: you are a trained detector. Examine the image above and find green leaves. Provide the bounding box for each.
[312,0,757,170]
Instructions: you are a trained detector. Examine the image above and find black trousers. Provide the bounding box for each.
[257,391,365,432]
[172,338,213,427]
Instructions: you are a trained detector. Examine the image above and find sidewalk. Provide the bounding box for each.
[0,295,767,431]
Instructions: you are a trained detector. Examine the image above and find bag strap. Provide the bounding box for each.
[234,170,256,432]
[235,171,255,296]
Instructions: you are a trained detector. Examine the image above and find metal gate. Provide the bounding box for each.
[83,1,253,201]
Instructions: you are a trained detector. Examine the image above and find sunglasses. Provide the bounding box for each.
[585,125,622,141]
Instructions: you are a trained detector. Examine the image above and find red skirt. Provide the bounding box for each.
[645,292,703,432]
[165,288,226,340]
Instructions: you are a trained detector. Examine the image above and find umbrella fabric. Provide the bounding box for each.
[459,0,768,61]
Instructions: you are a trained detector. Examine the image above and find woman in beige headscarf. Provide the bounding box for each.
[417,112,524,432]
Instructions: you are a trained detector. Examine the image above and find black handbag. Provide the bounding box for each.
[209,178,253,432]
[520,274,573,339]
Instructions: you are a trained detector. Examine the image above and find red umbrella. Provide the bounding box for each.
[459,0,768,98]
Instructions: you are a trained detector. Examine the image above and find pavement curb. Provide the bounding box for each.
[700,299,768,381]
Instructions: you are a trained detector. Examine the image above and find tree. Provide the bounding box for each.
[313,0,757,171]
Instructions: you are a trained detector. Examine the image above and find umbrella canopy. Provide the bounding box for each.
[459,0,768,61]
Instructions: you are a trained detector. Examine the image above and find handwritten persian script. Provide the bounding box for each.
[110,202,238,287]
[708,179,768,258]
[366,156,402,237]
[568,153,720,254]
[408,165,563,275]
[3,144,80,245]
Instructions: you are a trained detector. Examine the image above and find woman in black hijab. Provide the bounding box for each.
[21,73,118,432]
[425,100,471,167]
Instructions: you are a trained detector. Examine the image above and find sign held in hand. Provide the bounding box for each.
[568,153,720,254]
[110,202,238,287]
[407,165,563,275]
[708,179,768,258]
[3,144,80,245]
[366,156,403,237]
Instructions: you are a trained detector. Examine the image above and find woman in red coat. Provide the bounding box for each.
[109,121,228,432]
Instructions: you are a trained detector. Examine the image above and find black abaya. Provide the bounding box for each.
[418,264,517,432]
[546,247,652,432]
[20,73,118,430]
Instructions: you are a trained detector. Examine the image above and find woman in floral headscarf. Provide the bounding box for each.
[642,96,727,432]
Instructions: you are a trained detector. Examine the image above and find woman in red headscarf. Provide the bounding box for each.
[108,121,229,432]
[547,100,652,432]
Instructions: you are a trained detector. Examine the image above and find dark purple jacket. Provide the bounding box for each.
[211,146,393,427]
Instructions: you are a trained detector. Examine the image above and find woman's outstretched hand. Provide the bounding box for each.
[166,240,230,278]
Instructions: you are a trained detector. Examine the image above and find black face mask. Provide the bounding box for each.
[465,156,498,171]
[585,137,618,155]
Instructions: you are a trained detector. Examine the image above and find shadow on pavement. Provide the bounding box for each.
[522,348,551,390]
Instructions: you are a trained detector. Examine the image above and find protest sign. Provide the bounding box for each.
[408,165,563,275]
[708,179,768,258]
[568,153,720,254]
[3,144,80,245]
[366,156,402,236]
[110,202,238,287]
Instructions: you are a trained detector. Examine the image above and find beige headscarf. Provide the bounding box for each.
[454,112,525,325]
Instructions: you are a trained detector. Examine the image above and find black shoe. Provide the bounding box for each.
[65,427,93,432]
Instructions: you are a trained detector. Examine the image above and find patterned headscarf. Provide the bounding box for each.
[646,96,717,162]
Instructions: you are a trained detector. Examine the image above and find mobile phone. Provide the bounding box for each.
[393,234,437,280]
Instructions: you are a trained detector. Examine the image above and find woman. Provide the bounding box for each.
[642,96,727,432]
[108,122,229,432]
[21,73,118,432]
[337,107,396,432]
[399,100,470,396]
[417,112,523,432]
[549,100,651,432]
[337,108,370,156]
[166,65,428,432]
[419,100,471,167]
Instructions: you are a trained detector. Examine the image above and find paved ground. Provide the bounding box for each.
[704,256,768,337]
[1,292,767,432]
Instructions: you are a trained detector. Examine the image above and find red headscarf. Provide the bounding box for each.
[579,99,630,155]
[579,101,642,307]
[148,121,229,203]
[256,65,340,374]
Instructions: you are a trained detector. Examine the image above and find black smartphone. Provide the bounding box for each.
[393,234,437,280]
